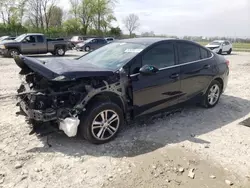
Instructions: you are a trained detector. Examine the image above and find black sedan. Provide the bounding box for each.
[15,38,229,144]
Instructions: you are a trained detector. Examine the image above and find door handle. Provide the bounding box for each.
[32,44,36,46]
[204,65,211,69]
[169,73,179,79]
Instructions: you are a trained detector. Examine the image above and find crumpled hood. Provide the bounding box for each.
[15,56,115,80]
[205,44,220,48]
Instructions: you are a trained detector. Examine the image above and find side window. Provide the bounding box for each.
[37,35,44,43]
[92,39,97,43]
[129,58,142,75]
[178,43,200,64]
[25,36,36,43]
[200,47,210,59]
[142,43,175,69]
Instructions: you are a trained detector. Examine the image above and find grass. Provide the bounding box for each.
[196,41,250,52]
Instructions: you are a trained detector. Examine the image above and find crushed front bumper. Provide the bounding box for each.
[19,100,57,122]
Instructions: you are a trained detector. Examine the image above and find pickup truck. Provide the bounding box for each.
[0,33,69,57]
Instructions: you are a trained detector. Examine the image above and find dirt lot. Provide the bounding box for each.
[1,51,250,188]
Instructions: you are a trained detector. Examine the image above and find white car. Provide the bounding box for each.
[205,40,232,54]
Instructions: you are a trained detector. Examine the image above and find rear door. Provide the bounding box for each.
[36,35,47,54]
[177,42,216,102]
[21,35,37,54]
[131,42,181,116]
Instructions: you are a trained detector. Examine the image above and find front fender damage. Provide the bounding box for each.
[17,69,129,137]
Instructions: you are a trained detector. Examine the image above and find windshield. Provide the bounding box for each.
[84,38,93,43]
[78,42,146,69]
[209,41,222,45]
[15,34,27,42]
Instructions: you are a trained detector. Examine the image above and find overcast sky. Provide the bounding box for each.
[63,0,250,37]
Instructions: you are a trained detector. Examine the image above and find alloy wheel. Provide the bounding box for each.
[208,84,220,105]
[91,110,120,141]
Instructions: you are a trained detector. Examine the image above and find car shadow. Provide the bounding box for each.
[27,94,250,158]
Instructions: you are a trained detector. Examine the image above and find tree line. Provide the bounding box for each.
[0,0,140,38]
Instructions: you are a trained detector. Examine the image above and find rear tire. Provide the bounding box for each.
[79,102,124,144]
[55,47,65,56]
[201,80,222,108]
[227,48,232,55]
[7,49,20,58]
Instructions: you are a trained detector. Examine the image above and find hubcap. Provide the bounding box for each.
[86,47,90,51]
[91,110,120,140]
[11,51,18,57]
[208,84,220,105]
[58,49,64,55]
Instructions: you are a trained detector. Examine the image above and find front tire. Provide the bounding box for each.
[55,47,65,56]
[202,80,222,108]
[227,48,232,55]
[85,46,90,52]
[79,102,124,144]
[218,49,222,54]
[8,49,20,58]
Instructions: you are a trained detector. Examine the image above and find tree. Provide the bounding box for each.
[141,31,155,37]
[26,0,57,31]
[109,26,122,37]
[123,14,140,37]
[48,6,63,27]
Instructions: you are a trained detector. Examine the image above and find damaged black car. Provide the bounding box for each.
[15,38,229,144]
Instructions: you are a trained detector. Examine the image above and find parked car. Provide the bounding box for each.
[0,36,16,41]
[105,37,115,43]
[75,38,108,51]
[0,33,69,57]
[70,36,87,47]
[15,38,229,144]
[205,40,232,54]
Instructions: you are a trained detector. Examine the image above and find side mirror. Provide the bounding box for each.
[139,65,159,76]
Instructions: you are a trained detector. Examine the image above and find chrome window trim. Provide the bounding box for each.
[129,52,214,77]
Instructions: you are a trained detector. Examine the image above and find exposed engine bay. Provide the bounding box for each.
[17,71,127,122]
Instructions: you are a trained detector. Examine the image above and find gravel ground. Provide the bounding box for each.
[0,51,250,188]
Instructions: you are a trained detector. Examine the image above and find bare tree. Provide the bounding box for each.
[26,0,57,31]
[123,13,140,37]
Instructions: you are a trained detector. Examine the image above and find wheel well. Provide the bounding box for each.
[214,77,224,90]
[8,48,20,52]
[85,92,125,112]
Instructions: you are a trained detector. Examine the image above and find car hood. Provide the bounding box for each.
[0,40,19,45]
[205,44,220,48]
[14,56,115,80]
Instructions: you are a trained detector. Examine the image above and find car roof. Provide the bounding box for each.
[119,37,177,45]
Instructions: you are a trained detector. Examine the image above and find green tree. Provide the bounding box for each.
[109,26,122,37]
[63,18,81,35]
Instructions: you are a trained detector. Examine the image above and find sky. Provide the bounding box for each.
[62,0,250,37]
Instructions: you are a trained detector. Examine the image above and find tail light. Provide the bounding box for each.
[225,60,230,66]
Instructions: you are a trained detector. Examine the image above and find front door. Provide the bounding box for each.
[131,42,181,116]
[21,35,37,54]
[177,42,216,102]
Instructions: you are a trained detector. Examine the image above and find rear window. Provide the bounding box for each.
[178,43,201,64]
[37,35,44,43]
[200,47,211,59]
